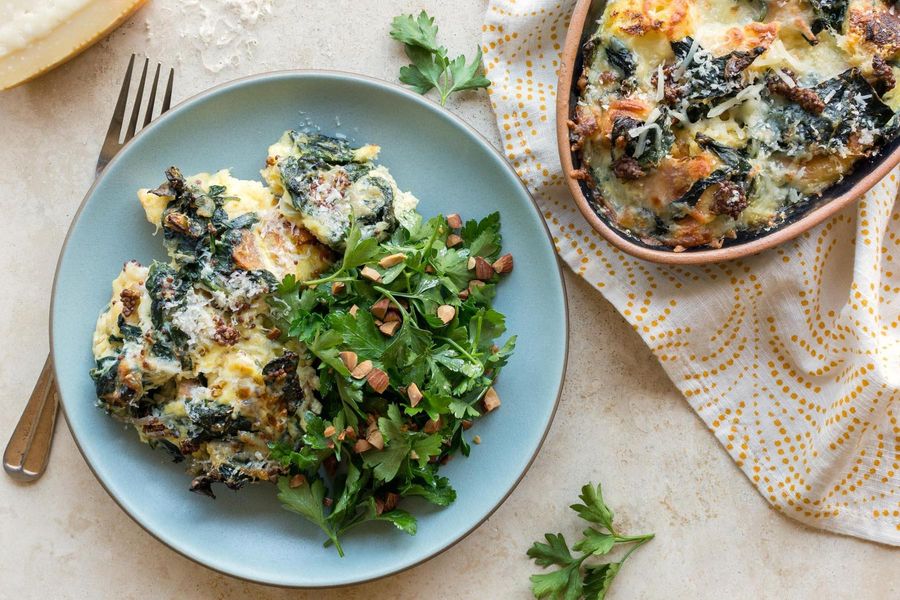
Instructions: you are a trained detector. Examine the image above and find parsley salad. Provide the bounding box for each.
[268,209,516,556]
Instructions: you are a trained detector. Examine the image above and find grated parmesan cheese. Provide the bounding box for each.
[674,37,700,79]
[655,64,665,101]
[774,68,795,88]
[706,84,764,118]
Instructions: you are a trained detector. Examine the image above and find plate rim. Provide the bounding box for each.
[48,69,570,588]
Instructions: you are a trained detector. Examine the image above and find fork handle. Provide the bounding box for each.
[3,355,58,482]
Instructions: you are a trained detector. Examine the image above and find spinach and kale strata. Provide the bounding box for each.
[90,133,417,495]
[570,0,900,250]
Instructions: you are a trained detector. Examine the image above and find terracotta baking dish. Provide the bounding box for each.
[557,0,900,265]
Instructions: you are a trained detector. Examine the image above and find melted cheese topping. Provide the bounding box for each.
[93,170,329,489]
[575,0,900,249]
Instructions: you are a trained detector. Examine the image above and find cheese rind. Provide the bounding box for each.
[0,0,146,90]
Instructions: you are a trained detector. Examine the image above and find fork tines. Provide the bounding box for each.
[97,54,174,174]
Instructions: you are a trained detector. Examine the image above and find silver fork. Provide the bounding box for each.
[3,55,174,482]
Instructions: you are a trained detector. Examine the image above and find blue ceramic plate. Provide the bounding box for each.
[51,71,567,587]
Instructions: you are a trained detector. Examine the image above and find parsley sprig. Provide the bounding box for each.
[267,212,514,555]
[528,483,654,599]
[390,11,491,105]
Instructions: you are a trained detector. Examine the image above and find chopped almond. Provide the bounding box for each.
[468,279,486,291]
[379,321,401,336]
[384,492,400,511]
[446,234,463,247]
[360,266,382,282]
[407,382,423,407]
[367,429,385,450]
[474,256,495,280]
[383,309,401,323]
[437,304,456,325]
[378,253,407,268]
[367,368,390,393]
[458,288,470,300]
[461,419,473,430]
[354,439,373,454]
[331,281,346,295]
[371,297,391,320]
[340,350,358,371]
[351,360,374,379]
[343,426,357,441]
[492,253,514,274]
[473,435,482,445]
[483,386,501,412]
[323,425,336,437]
[467,256,477,270]
[425,264,435,274]
[447,213,462,229]
[423,418,443,434]
[349,304,359,316]
[289,474,307,488]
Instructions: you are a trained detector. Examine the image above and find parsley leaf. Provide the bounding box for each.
[389,10,441,52]
[277,476,344,556]
[570,483,615,533]
[583,563,622,600]
[528,533,576,567]
[527,482,653,599]
[461,212,502,260]
[390,11,491,106]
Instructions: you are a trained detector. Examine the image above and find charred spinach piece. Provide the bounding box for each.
[669,170,730,213]
[263,352,306,413]
[279,134,374,210]
[288,131,356,165]
[669,136,751,213]
[808,0,848,33]
[156,167,255,284]
[146,262,190,328]
[605,37,636,80]
[670,37,763,104]
[90,356,124,405]
[638,111,676,167]
[610,111,675,168]
[186,399,251,437]
[695,134,751,174]
[766,69,896,157]
[115,315,143,342]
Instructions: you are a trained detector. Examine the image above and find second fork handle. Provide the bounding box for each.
[3,355,58,482]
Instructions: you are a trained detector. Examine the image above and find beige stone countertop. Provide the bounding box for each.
[1,1,897,598]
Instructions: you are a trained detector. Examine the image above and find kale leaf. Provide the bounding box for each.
[808,0,848,33]
[670,37,763,105]
[766,69,896,158]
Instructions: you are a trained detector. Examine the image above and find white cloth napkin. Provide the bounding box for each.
[482,0,900,545]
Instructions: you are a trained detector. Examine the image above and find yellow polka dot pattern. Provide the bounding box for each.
[483,0,900,545]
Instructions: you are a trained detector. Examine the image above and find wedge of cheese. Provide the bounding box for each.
[0,0,146,90]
